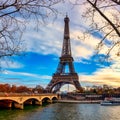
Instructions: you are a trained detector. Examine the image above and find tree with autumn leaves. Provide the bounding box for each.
[0,84,44,93]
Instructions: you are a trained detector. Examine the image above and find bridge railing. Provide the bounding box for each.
[0,92,57,97]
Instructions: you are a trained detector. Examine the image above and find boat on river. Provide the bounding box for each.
[101,97,120,106]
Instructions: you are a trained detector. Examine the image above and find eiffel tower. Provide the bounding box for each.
[46,15,81,93]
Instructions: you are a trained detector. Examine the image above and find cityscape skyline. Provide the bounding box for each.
[0,2,120,91]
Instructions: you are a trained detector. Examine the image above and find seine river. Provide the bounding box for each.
[0,103,120,120]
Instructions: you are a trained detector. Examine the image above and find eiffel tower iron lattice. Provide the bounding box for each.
[46,15,82,93]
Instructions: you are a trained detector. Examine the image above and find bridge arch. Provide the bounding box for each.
[41,97,51,105]
[51,96,58,103]
[0,99,22,109]
[52,96,58,100]
[0,98,19,104]
[23,98,41,105]
[22,97,40,104]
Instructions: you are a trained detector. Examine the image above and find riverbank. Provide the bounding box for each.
[57,100,102,104]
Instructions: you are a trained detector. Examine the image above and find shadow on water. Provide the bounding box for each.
[42,102,50,107]
[0,100,52,120]
[0,105,44,120]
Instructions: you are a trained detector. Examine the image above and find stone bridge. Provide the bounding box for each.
[0,93,59,109]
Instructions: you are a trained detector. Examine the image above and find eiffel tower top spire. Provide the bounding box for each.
[64,15,69,39]
[61,15,72,57]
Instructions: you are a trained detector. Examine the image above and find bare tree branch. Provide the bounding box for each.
[111,0,120,5]
[73,0,120,61]
[86,0,120,37]
[0,0,61,60]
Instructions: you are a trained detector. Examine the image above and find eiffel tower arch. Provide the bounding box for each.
[46,15,82,93]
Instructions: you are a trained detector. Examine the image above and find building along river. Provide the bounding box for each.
[0,103,120,120]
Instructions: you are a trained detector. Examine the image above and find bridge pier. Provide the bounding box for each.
[48,99,52,103]
[7,102,12,108]
[14,103,24,109]
[35,101,42,106]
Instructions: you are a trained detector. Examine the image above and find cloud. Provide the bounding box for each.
[3,70,51,80]
[1,70,52,87]
[17,1,118,61]
[4,78,22,80]
[22,14,102,63]
[0,60,23,69]
[23,22,63,56]
[79,66,120,87]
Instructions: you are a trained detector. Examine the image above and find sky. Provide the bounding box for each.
[0,1,120,91]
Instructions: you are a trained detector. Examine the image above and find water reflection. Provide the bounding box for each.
[0,103,120,120]
[39,103,80,120]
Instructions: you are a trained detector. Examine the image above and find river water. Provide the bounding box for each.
[0,103,120,120]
